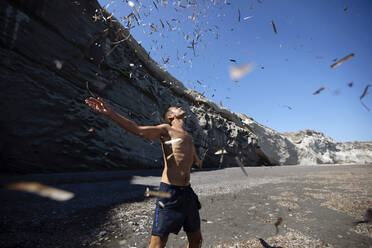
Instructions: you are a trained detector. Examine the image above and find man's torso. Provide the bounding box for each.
[160,127,194,186]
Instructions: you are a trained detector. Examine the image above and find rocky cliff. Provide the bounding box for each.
[0,0,262,173]
[241,115,372,165]
[0,0,370,173]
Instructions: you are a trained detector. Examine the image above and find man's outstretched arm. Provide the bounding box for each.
[85,97,168,139]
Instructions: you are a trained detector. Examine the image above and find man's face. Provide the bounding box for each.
[169,106,185,119]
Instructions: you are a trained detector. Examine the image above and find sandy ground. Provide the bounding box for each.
[0,164,371,247]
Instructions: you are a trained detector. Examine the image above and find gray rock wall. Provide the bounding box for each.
[0,0,261,173]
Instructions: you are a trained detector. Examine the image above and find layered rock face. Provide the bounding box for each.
[0,0,261,173]
[0,0,370,174]
[241,116,372,165]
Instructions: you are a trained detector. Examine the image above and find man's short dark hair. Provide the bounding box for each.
[162,106,173,125]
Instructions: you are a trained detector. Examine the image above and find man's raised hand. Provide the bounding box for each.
[85,97,113,117]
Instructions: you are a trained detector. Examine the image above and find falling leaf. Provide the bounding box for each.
[215,148,226,168]
[127,1,141,19]
[145,187,171,198]
[274,217,283,234]
[162,57,170,64]
[272,20,278,34]
[214,149,227,155]
[347,82,353,87]
[313,87,326,95]
[166,153,174,160]
[105,44,119,57]
[153,1,158,10]
[243,16,254,20]
[6,182,74,201]
[150,23,159,32]
[344,5,348,11]
[159,19,165,28]
[229,63,255,81]
[229,59,237,63]
[238,8,241,22]
[330,53,355,69]
[164,138,182,144]
[54,60,63,70]
[165,20,172,30]
[187,39,197,56]
[360,85,371,100]
[86,81,96,98]
[128,1,135,7]
[282,105,292,110]
[361,101,370,111]
[234,157,248,176]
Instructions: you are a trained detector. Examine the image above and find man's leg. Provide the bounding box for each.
[186,230,202,248]
[149,235,169,248]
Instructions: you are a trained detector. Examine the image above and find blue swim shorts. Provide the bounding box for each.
[151,182,201,237]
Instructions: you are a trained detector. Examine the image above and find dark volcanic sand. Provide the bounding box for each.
[1,164,371,247]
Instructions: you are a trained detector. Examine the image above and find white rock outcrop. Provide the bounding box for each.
[240,115,372,165]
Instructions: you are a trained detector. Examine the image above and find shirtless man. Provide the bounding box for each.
[85,97,203,248]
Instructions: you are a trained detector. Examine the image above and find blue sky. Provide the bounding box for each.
[98,0,372,142]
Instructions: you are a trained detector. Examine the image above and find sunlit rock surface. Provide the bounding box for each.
[241,116,372,165]
[0,0,370,173]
